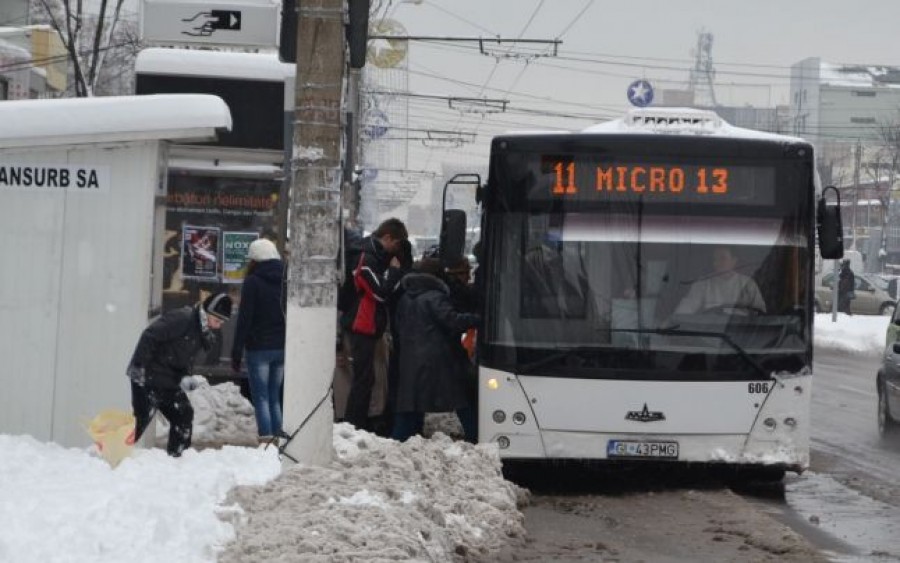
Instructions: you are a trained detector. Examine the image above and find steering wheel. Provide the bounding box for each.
[699,304,766,316]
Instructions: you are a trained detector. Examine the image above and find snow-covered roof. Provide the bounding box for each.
[819,61,900,88]
[0,37,29,61]
[169,157,282,176]
[498,108,807,143]
[580,107,807,142]
[0,94,232,149]
[135,48,293,82]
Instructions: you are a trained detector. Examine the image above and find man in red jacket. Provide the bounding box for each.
[343,218,408,431]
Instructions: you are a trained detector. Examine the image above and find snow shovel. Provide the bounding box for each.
[85,409,136,468]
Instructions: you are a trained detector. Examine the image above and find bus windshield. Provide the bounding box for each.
[483,210,811,380]
[480,138,815,381]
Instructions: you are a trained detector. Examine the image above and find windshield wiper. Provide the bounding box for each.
[616,327,769,379]
[518,346,599,373]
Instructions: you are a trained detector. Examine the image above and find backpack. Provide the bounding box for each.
[337,228,365,320]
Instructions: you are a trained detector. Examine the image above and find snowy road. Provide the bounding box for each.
[495,346,900,562]
[771,347,900,562]
[809,348,900,502]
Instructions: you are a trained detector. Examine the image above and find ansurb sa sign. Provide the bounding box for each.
[0,163,110,192]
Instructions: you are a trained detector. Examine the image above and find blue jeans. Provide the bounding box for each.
[247,349,285,436]
[392,412,425,442]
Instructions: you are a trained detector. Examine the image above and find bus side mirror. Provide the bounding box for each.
[440,209,467,268]
[817,186,844,260]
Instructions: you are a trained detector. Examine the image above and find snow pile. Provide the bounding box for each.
[813,313,890,357]
[424,412,465,440]
[219,424,527,562]
[156,376,258,447]
[0,435,281,563]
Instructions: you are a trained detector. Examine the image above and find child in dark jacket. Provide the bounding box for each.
[127,293,232,456]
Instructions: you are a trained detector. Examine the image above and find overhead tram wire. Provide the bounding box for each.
[410,39,796,85]
[408,64,629,114]
[408,42,790,92]
[397,109,601,135]
[418,0,497,35]
[469,0,548,142]
[415,38,900,81]
[556,0,595,38]
[394,92,616,121]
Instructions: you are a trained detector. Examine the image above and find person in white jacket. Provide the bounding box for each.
[675,246,766,315]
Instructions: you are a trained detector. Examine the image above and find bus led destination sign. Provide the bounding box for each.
[539,156,775,205]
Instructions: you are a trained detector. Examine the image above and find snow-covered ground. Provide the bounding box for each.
[0,312,889,562]
[0,381,524,562]
[813,312,890,358]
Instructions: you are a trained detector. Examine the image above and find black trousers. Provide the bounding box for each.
[344,333,379,430]
[131,381,194,457]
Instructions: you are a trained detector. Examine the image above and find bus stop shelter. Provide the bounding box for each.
[0,94,231,447]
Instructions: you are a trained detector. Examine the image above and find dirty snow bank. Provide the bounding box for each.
[156,376,258,447]
[219,424,527,562]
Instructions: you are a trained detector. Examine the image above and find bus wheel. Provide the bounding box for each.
[880,302,895,316]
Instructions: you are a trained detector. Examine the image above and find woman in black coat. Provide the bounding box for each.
[392,259,480,442]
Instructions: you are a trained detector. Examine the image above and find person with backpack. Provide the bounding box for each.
[126,293,232,457]
[231,238,287,444]
[342,218,409,431]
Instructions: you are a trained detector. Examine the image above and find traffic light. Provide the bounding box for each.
[347,0,369,69]
[279,0,298,63]
[280,0,368,67]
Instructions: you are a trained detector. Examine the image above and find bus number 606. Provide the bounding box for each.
[748,382,770,394]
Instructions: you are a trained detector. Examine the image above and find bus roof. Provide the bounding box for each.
[135,48,293,82]
[504,108,808,144]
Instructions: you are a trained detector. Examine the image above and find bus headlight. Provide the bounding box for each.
[512,412,527,425]
[783,417,797,429]
[497,436,510,449]
[487,378,499,390]
[763,417,777,430]
[492,410,506,424]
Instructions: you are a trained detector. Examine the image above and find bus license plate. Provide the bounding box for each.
[607,440,679,459]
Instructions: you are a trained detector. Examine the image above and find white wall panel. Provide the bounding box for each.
[51,142,159,447]
[0,142,159,446]
[0,147,65,440]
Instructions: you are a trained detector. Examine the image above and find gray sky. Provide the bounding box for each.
[365,0,900,171]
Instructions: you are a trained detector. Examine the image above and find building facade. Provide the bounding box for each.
[0,25,67,100]
[790,58,900,262]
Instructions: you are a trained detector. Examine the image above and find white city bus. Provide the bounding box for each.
[462,108,843,477]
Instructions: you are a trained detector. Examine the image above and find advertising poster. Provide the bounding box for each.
[222,231,260,283]
[163,173,280,372]
[182,225,221,280]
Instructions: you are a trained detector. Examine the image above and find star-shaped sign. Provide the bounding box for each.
[627,79,654,107]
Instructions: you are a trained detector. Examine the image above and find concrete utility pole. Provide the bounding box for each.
[852,139,862,251]
[282,0,345,466]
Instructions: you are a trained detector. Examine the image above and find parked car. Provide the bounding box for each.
[815,271,896,315]
[876,308,900,436]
